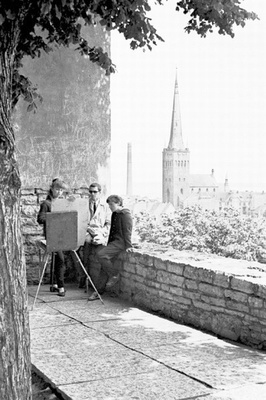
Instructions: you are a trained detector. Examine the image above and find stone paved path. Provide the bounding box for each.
[28,284,266,400]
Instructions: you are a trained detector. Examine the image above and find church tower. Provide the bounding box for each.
[162,70,190,207]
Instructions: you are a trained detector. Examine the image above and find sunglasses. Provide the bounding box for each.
[89,190,98,194]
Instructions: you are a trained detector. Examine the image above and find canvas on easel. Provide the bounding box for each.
[46,211,78,252]
[52,197,88,247]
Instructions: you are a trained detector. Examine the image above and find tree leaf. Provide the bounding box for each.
[0,14,5,25]
[27,103,34,112]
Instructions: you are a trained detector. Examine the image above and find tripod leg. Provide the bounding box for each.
[32,253,50,310]
[73,251,104,304]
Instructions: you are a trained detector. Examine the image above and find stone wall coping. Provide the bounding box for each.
[131,243,266,286]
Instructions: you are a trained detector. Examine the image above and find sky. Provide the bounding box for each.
[110,0,266,200]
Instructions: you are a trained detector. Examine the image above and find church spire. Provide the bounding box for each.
[168,69,184,150]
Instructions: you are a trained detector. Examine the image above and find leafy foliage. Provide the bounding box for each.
[0,0,258,115]
[176,0,258,38]
[134,205,266,261]
[0,0,165,113]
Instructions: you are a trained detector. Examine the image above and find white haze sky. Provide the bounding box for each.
[110,0,266,200]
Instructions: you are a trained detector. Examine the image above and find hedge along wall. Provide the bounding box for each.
[114,247,266,350]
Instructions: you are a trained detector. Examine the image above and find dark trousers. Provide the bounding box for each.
[95,241,124,293]
[83,243,104,275]
[79,242,104,281]
[50,251,65,289]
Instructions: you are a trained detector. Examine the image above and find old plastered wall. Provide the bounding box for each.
[14,24,110,191]
[115,246,266,350]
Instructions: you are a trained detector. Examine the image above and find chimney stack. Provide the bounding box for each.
[126,143,132,196]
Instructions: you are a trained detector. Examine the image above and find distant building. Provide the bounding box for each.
[162,71,266,216]
[123,196,175,220]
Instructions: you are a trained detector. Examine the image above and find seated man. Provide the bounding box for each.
[79,182,111,288]
[88,194,133,301]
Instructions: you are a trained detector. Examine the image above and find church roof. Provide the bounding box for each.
[125,197,175,217]
[185,194,220,211]
[188,174,218,188]
[147,201,175,216]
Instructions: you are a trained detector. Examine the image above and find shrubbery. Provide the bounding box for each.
[134,206,266,262]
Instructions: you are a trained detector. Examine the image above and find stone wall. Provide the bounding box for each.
[21,188,43,284]
[114,246,266,350]
[22,190,266,349]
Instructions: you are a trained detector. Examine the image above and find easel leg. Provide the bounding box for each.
[38,247,46,280]
[32,253,50,310]
[50,253,56,291]
[73,251,104,305]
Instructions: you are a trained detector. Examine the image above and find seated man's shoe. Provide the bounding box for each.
[88,291,100,301]
[57,289,66,297]
[50,285,59,293]
[105,274,120,289]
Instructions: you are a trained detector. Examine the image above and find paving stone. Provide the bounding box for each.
[83,313,215,347]
[30,323,113,353]
[31,323,160,385]
[28,285,88,307]
[29,304,77,329]
[130,339,266,390]
[29,285,266,400]
[204,382,266,400]
[47,296,137,323]
[57,367,212,400]
[81,318,266,390]
[51,301,131,323]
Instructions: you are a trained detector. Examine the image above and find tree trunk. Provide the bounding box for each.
[0,126,32,399]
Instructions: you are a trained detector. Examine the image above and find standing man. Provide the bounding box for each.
[37,178,69,297]
[88,194,133,301]
[79,182,111,288]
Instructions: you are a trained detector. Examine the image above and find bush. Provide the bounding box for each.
[134,206,266,262]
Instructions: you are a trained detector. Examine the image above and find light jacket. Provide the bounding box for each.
[87,198,111,244]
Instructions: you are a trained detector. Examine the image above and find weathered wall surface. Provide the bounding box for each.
[114,247,266,350]
[14,24,110,191]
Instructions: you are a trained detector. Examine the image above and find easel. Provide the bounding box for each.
[32,207,104,309]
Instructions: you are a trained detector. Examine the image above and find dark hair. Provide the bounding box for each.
[89,182,101,192]
[106,195,123,206]
[52,177,59,184]
[51,178,68,190]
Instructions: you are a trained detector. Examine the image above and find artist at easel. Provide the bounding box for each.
[37,178,69,297]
